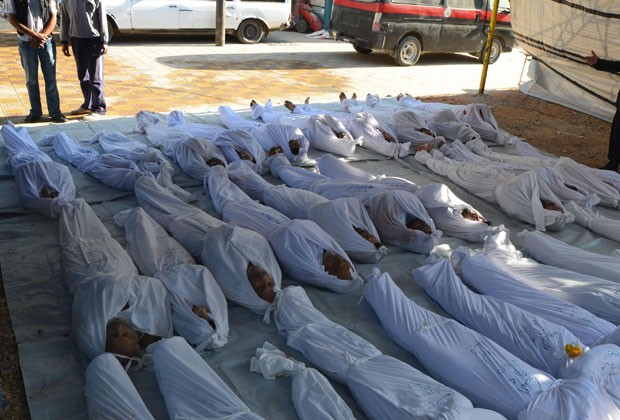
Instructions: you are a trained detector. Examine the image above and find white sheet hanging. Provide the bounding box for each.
[1,122,76,218]
[522,230,620,283]
[250,342,356,420]
[414,259,579,377]
[364,269,553,419]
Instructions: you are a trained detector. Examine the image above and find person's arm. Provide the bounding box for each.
[586,51,620,73]
[60,0,71,56]
[97,0,108,54]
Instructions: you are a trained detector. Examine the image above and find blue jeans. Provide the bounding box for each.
[18,37,62,117]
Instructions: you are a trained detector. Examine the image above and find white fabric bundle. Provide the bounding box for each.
[150,127,228,181]
[344,111,410,157]
[467,139,553,168]
[115,207,228,350]
[213,128,267,174]
[362,189,441,254]
[41,131,151,191]
[72,271,173,361]
[307,198,387,263]
[135,176,224,259]
[227,162,385,262]
[532,167,600,208]
[1,122,76,218]
[495,170,574,232]
[457,251,619,347]
[133,176,279,315]
[364,269,552,419]
[59,198,138,294]
[133,110,161,133]
[150,336,264,420]
[522,230,620,283]
[268,219,362,293]
[208,165,362,292]
[484,230,620,324]
[219,106,310,164]
[167,110,228,140]
[274,286,502,420]
[304,114,357,157]
[201,224,282,315]
[425,108,480,143]
[554,157,620,208]
[385,109,440,144]
[565,201,620,242]
[318,154,497,242]
[414,259,579,376]
[85,353,155,419]
[250,342,356,420]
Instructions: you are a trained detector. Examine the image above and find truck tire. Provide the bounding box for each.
[353,45,372,54]
[393,36,421,66]
[237,19,265,44]
[478,38,502,64]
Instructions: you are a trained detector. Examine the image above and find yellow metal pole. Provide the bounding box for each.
[478,0,500,94]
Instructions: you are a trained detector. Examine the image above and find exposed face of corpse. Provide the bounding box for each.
[353,226,382,249]
[461,208,485,222]
[381,130,396,143]
[105,318,141,359]
[247,262,276,303]
[192,305,216,329]
[406,218,433,235]
[541,199,563,212]
[237,150,256,163]
[40,186,59,198]
[323,251,353,280]
[205,157,225,167]
[288,139,301,155]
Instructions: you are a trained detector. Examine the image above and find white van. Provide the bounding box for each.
[105,0,291,43]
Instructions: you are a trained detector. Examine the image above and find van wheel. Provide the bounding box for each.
[107,17,115,43]
[237,19,265,44]
[353,45,372,54]
[296,19,308,33]
[394,36,421,66]
[478,38,502,64]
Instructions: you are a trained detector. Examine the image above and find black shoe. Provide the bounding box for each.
[24,114,42,123]
[50,114,68,123]
[600,161,619,171]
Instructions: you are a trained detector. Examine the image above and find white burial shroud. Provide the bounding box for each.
[274,286,504,420]
[60,199,172,359]
[457,251,620,347]
[250,342,356,420]
[522,230,620,283]
[115,207,229,350]
[134,176,281,316]
[414,259,580,377]
[364,269,620,419]
[483,230,620,324]
[1,122,76,218]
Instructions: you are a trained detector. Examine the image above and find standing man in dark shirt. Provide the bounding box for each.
[5,0,67,123]
[586,51,620,172]
[59,0,108,117]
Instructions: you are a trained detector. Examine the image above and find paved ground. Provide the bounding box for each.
[0,18,528,124]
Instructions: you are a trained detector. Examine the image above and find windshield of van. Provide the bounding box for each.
[390,0,442,4]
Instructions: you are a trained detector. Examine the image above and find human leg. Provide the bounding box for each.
[71,38,92,110]
[604,90,620,170]
[86,40,106,114]
[18,40,42,118]
[38,38,63,117]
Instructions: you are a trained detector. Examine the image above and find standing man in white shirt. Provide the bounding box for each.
[5,0,67,123]
[59,0,107,117]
